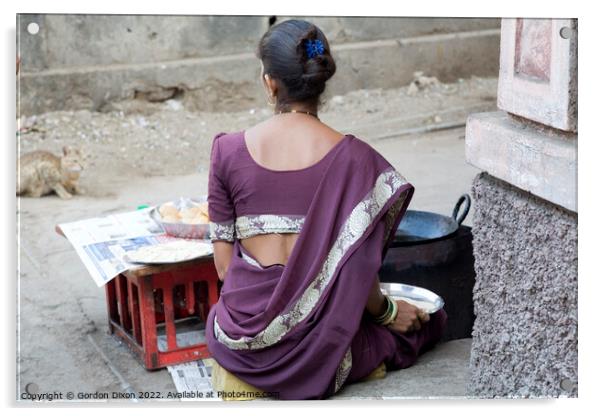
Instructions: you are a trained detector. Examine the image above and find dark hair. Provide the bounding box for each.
[257,19,336,106]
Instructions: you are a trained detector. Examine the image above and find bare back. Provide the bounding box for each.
[241,115,345,266]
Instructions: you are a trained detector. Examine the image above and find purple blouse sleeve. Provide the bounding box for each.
[208,133,235,243]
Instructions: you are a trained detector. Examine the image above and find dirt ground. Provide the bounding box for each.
[16,75,496,401]
[17,76,496,192]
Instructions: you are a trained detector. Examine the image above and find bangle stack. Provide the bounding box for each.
[372,295,398,326]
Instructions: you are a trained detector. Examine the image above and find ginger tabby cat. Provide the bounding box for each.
[17,146,86,199]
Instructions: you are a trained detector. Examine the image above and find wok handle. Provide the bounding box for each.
[452,194,471,226]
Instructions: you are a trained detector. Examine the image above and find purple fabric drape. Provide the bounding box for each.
[206,137,416,399]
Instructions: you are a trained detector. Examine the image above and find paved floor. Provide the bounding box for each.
[334,338,472,399]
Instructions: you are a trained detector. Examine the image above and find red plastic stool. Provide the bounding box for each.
[104,257,220,370]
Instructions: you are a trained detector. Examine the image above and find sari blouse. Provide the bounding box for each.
[208,131,351,243]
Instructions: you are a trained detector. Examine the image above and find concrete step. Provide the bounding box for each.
[19,28,499,115]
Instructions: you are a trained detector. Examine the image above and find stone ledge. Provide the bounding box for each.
[18,29,500,115]
[465,111,577,212]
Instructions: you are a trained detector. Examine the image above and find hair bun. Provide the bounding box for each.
[303,53,336,85]
[257,19,337,104]
[299,28,336,86]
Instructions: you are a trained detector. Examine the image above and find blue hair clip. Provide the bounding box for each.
[305,38,325,59]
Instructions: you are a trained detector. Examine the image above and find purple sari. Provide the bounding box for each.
[206,137,445,399]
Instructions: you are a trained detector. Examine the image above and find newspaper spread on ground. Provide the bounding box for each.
[158,331,219,401]
[165,360,218,401]
[58,207,211,287]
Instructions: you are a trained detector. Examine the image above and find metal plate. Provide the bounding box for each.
[124,240,213,264]
[379,282,444,314]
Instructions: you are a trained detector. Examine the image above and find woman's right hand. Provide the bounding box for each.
[386,300,430,334]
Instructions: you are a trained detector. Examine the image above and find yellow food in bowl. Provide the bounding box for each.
[158,200,210,224]
[198,202,209,217]
[181,207,202,219]
[159,203,179,217]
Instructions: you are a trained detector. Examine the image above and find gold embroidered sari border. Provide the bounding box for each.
[209,220,235,242]
[213,168,409,350]
[235,214,305,239]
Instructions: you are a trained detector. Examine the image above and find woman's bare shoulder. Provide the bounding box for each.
[246,118,344,140]
[244,118,273,137]
[323,125,347,144]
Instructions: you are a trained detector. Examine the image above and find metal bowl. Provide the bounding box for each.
[379,282,444,314]
[149,198,210,240]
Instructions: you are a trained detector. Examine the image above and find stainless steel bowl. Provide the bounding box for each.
[379,282,444,314]
[149,198,210,240]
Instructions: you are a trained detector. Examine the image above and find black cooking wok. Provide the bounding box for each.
[392,194,471,247]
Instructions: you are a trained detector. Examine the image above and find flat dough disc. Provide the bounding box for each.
[126,240,213,264]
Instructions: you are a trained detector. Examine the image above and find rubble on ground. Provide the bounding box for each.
[17,76,497,186]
